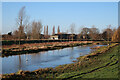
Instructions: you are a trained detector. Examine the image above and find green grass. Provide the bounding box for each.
[56,44,120,79]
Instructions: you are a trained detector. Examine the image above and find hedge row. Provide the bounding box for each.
[2,39,104,45]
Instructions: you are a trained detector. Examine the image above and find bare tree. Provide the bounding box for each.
[107,25,112,41]
[25,17,30,39]
[16,6,28,45]
[112,26,120,42]
[89,25,99,40]
[52,26,55,35]
[16,6,28,27]
[117,26,120,41]
[57,26,60,34]
[102,25,113,41]
[13,30,19,39]
[46,25,48,35]
[81,27,90,40]
[18,26,25,39]
[26,23,32,39]
[70,23,75,41]
[31,21,42,39]
[77,26,84,40]
[44,26,46,35]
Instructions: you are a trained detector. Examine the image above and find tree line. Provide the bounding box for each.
[2,6,120,42]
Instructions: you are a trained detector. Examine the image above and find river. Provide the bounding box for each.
[1,45,105,74]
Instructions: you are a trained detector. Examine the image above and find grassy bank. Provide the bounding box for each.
[2,43,119,79]
[57,43,119,79]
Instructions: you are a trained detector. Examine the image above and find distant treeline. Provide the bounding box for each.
[2,25,120,42]
[2,39,104,46]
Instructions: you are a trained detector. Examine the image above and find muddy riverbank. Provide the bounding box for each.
[2,41,93,57]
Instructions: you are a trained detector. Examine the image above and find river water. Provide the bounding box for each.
[1,45,105,74]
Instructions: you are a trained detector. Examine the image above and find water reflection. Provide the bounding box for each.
[2,45,105,74]
[18,55,21,70]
